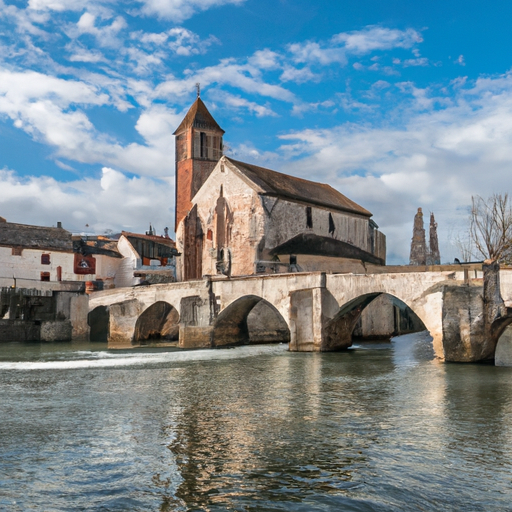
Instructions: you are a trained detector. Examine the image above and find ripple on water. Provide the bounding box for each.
[0,336,511,511]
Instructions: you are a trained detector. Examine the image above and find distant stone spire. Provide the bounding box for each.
[428,212,441,265]
[410,207,427,265]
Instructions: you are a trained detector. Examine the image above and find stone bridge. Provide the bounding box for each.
[88,264,512,363]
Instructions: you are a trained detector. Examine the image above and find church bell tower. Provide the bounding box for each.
[173,94,225,231]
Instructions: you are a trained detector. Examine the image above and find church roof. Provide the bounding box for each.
[226,157,372,217]
[173,97,225,135]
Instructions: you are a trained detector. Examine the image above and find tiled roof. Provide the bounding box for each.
[72,237,122,258]
[122,232,177,249]
[0,221,73,251]
[173,97,225,135]
[226,157,372,217]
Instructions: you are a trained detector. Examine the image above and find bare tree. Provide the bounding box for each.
[470,194,512,263]
[451,231,475,262]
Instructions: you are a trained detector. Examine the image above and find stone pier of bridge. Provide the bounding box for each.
[88,264,512,363]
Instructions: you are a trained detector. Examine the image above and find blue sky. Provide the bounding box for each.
[1,0,512,263]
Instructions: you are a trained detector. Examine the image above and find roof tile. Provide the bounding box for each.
[226,157,372,217]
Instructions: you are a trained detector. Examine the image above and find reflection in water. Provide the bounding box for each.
[442,363,512,506]
[0,336,511,511]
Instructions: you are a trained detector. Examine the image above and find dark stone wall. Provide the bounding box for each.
[0,287,86,342]
[0,320,40,342]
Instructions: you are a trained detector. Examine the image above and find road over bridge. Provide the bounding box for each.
[88,264,512,363]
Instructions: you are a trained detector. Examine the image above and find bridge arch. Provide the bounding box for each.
[492,318,512,365]
[88,305,110,342]
[323,292,427,351]
[212,295,290,347]
[133,301,179,346]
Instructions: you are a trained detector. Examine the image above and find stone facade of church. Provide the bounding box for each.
[174,98,386,280]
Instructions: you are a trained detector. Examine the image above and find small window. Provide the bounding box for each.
[290,255,297,265]
[40,272,50,282]
[12,247,22,256]
[306,207,313,228]
[56,266,62,282]
[328,213,335,235]
[41,254,50,265]
[200,132,207,158]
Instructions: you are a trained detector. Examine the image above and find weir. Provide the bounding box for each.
[88,264,512,363]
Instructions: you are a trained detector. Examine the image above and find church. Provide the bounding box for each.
[174,97,386,281]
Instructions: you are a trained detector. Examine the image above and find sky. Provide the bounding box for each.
[1,0,512,264]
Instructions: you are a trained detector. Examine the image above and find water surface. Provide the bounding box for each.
[1,333,511,511]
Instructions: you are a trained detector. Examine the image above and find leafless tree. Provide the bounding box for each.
[470,194,512,263]
[451,231,475,262]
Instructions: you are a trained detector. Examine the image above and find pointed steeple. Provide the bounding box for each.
[173,97,225,136]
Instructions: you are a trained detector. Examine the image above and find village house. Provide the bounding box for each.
[0,218,178,341]
[174,97,386,280]
[117,229,178,286]
[0,217,116,290]
[0,218,178,291]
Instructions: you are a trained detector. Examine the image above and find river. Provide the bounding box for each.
[1,332,511,511]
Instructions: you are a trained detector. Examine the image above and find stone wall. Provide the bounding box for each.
[178,158,385,279]
[0,287,88,342]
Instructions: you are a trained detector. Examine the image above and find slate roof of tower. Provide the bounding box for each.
[0,220,73,251]
[226,157,372,217]
[173,97,225,135]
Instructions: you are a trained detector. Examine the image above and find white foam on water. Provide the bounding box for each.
[0,343,289,371]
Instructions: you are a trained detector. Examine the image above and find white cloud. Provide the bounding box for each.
[288,41,347,66]
[333,26,422,53]
[0,68,184,176]
[211,90,277,117]
[66,42,105,63]
[402,57,429,67]
[275,72,512,263]
[28,0,89,11]
[280,65,319,84]
[0,0,51,37]
[132,27,218,56]
[124,46,165,74]
[288,26,423,68]
[138,0,245,22]
[248,49,281,70]
[134,104,182,146]
[0,167,174,234]
[155,59,296,102]
[68,12,127,47]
